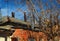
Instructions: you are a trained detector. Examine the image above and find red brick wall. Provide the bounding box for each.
[12,29,47,41]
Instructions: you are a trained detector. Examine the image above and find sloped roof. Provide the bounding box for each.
[0,16,39,32]
[0,25,14,30]
[1,16,30,25]
[0,16,39,27]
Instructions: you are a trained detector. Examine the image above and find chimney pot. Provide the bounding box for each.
[11,12,15,18]
[24,12,27,22]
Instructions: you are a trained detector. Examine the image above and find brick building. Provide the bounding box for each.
[0,16,47,41]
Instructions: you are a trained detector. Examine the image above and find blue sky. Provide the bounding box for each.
[0,0,26,20]
[0,0,60,20]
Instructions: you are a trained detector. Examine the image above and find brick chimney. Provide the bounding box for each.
[11,12,15,18]
[24,12,27,22]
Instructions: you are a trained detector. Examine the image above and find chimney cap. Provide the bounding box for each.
[12,12,15,14]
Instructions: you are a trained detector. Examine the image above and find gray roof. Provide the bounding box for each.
[1,16,30,25]
[0,16,39,27]
[0,16,39,32]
